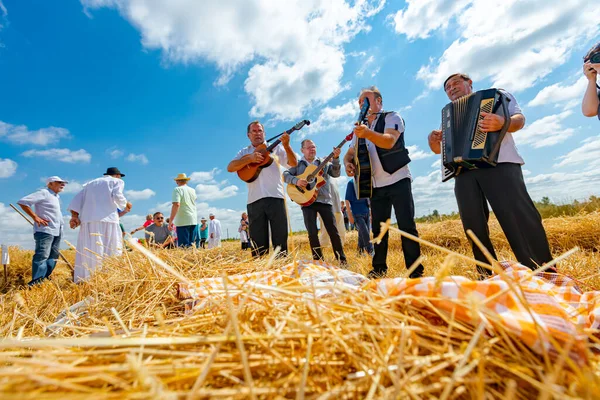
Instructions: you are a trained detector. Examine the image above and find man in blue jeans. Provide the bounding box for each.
[345,180,373,255]
[18,176,68,285]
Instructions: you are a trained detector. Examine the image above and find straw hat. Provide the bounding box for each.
[174,173,191,181]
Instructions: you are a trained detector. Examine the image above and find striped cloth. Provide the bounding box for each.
[177,260,599,364]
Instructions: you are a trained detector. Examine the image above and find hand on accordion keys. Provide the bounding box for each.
[479,112,506,133]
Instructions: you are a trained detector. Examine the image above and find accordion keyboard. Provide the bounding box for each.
[472,98,494,150]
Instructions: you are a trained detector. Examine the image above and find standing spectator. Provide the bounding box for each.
[168,173,197,247]
[582,41,600,119]
[166,218,178,246]
[198,217,208,248]
[145,212,175,249]
[208,213,222,249]
[130,214,153,235]
[341,201,351,231]
[18,176,68,285]
[345,180,373,255]
[319,180,346,246]
[68,167,131,283]
[239,212,250,250]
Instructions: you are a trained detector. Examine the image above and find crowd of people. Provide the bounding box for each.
[15,41,600,285]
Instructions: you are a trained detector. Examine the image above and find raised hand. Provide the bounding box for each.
[479,112,506,132]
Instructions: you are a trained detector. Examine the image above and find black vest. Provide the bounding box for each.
[374,112,411,174]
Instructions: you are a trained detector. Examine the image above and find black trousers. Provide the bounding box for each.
[247,197,288,257]
[302,202,346,262]
[454,163,552,276]
[371,178,424,277]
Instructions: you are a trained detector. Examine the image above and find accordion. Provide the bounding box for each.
[441,89,510,182]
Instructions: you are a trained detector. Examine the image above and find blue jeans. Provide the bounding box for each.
[31,232,61,285]
[176,225,196,247]
[354,214,373,254]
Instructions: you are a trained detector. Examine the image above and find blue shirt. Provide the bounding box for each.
[345,180,370,215]
[18,188,64,236]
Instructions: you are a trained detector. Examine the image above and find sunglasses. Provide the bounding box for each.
[155,217,164,220]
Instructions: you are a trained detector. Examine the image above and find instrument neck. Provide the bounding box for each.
[307,136,349,180]
[266,126,295,152]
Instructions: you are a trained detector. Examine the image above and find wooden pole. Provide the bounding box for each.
[9,203,75,272]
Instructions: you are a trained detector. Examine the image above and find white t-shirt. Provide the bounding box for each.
[357,111,411,188]
[235,143,289,204]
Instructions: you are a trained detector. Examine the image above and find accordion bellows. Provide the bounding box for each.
[441,88,510,182]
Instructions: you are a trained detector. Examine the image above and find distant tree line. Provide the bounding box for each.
[415,195,600,223]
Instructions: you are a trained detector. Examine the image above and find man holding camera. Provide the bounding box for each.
[582,41,600,119]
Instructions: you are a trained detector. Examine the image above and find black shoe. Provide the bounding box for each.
[367,269,386,279]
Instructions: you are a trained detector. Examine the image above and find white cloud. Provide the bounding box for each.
[528,75,588,107]
[126,153,149,165]
[514,111,575,148]
[391,0,473,40]
[189,168,221,184]
[195,183,239,201]
[306,99,358,136]
[356,55,375,77]
[525,169,600,201]
[0,158,17,178]
[554,135,600,168]
[391,0,600,92]
[81,0,386,120]
[0,120,70,146]
[125,188,156,201]
[407,145,434,161]
[107,148,124,159]
[21,148,91,163]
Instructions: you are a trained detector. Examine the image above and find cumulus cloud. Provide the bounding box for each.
[125,153,149,165]
[0,158,17,178]
[21,148,92,163]
[554,135,600,168]
[528,76,588,108]
[107,148,124,159]
[125,188,156,201]
[391,0,600,92]
[305,99,358,136]
[189,168,221,184]
[514,111,575,148]
[406,145,434,161]
[195,183,239,201]
[0,120,70,146]
[80,0,386,120]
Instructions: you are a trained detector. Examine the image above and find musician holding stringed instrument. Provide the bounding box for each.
[283,139,347,265]
[227,120,299,257]
[344,86,424,279]
[427,73,553,278]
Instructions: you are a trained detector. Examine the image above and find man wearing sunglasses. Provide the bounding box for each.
[17,176,68,285]
[582,41,600,119]
[144,212,174,249]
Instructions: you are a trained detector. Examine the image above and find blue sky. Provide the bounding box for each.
[1,0,599,249]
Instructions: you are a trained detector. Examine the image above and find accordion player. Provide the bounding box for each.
[441,89,511,182]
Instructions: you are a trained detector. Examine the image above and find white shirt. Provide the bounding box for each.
[235,143,289,204]
[18,188,64,236]
[361,111,411,188]
[209,218,222,238]
[495,90,524,164]
[68,176,128,224]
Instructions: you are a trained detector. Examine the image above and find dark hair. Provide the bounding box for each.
[584,41,600,62]
[247,120,264,134]
[153,212,163,218]
[443,73,471,90]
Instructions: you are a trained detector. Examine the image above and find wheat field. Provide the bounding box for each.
[0,212,599,399]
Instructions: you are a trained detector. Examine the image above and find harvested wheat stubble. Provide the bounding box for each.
[0,214,599,398]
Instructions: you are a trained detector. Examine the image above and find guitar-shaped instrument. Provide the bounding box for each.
[237,119,310,183]
[287,101,371,206]
[353,98,372,199]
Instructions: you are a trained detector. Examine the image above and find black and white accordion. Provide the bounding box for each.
[441,88,510,182]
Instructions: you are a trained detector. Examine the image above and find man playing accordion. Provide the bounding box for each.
[428,73,553,278]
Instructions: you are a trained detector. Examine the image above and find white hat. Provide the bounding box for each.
[200,216,207,221]
[209,213,215,217]
[46,176,68,184]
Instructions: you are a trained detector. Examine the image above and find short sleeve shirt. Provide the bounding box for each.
[145,224,172,244]
[495,90,524,164]
[345,180,369,215]
[18,188,64,236]
[234,143,289,204]
[172,185,197,227]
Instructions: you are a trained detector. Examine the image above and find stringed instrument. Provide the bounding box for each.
[287,135,351,207]
[353,98,372,199]
[237,120,310,183]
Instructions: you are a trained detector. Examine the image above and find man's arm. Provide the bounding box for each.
[345,200,354,225]
[169,203,180,230]
[582,63,599,117]
[17,192,49,226]
[343,147,356,176]
[428,130,442,154]
[279,133,298,167]
[327,148,342,177]
[354,123,400,149]
[282,165,300,185]
[227,152,264,172]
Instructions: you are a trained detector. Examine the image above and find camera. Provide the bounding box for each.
[589,52,600,64]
